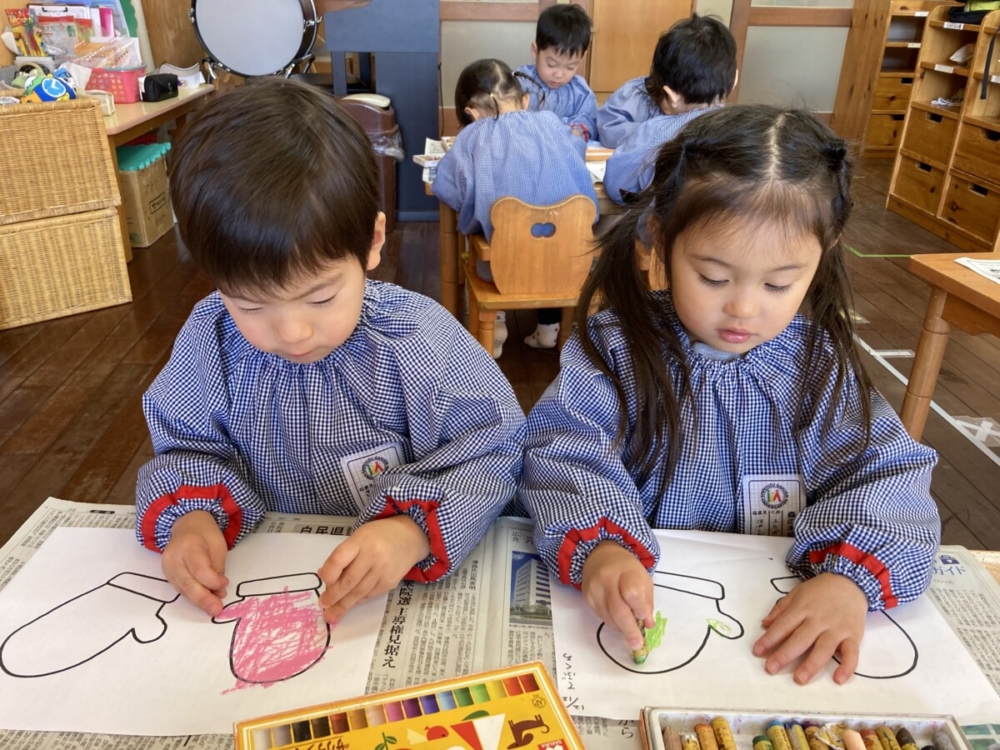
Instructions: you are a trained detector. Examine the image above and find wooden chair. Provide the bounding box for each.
[464,196,597,354]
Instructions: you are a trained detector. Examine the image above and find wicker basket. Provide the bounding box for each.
[0,99,121,226]
[0,208,132,329]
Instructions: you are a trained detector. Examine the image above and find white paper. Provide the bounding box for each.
[551,529,1000,723]
[0,528,386,736]
[955,256,1000,285]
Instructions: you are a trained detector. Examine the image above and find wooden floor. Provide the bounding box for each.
[1,158,998,550]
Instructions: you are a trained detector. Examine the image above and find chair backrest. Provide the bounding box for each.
[487,195,596,296]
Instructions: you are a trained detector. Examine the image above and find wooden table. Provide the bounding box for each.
[900,252,1000,442]
[427,182,624,318]
[103,84,215,261]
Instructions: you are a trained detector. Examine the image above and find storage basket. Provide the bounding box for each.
[86,66,144,103]
[0,99,121,226]
[0,208,132,329]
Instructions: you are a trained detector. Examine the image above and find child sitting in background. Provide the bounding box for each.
[515,3,598,141]
[520,105,940,685]
[433,59,598,356]
[603,14,736,204]
[597,14,735,149]
[136,78,525,624]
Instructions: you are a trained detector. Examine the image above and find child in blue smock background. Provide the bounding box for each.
[514,3,598,142]
[433,59,598,356]
[603,14,736,205]
[135,78,525,625]
[519,105,941,686]
[598,14,734,149]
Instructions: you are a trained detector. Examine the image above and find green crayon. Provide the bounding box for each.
[755,736,775,750]
[632,619,648,664]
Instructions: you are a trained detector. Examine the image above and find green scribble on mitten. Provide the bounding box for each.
[645,610,668,651]
[708,618,732,635]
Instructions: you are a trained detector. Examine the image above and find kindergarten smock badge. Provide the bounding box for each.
[340,443,405,511]
[741,474,804,536]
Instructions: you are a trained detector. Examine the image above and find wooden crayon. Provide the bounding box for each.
[711,716,737,750]
[877,726,903,750]
[754,736,775,750]
[696,723,720,750]
[663,725,684,750]
[896,728,919,750]
[632,619,649,664]
[767,721,794,750]
[860,728,881,750]
[843,729,866,750]
[788,723,811,750]
[682,734,702,750]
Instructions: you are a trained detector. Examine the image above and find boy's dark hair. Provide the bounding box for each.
[169,77,379,297]
[644,14,737,105]
[535,3,592,57]
[577,105,870,486]
[455,58,524,127]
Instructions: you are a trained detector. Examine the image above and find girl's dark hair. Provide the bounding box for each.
[644,14,737,105]
[455,59,524,127]
[535,4,592,57]
[169,77,379,297]
[576,104,869,485]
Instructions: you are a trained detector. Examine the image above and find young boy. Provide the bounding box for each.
[602,14,737,204]
[514,3,598,142]
[136,78,526,625]
[597,14,736,151]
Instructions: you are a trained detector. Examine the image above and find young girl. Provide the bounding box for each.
[519,105,940,686]
[432,59,598,355]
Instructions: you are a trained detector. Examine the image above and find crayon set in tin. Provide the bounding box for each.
[234,662,583,750]
[640,709,972,750]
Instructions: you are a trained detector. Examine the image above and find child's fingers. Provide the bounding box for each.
[793,631,841,685]
[832,638,860,685]
[317,542,361,608]
[620,574,654,627]
[761,619,819,676]
[170,564,224,617]
[322,567,382,623]
[761,594,791,627]
[606,595,645,650]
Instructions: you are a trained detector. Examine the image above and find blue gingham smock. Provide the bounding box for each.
[431,110,598,242]
[136,281,526,584]
[597,76,662,148]
[514,64,599,142]
[603,106,720,204]
[519,292,941,610]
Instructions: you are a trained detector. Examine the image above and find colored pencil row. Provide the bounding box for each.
[662,717,958,750]
[254,672,541,749]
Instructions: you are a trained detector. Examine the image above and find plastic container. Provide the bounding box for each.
[86,66,143,103]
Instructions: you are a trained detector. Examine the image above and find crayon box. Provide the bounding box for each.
[234,661,584,750]
[639,708,972,750]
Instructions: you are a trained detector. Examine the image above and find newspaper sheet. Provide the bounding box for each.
[2,501,999,750]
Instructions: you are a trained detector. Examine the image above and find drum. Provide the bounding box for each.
[191,0,319,77]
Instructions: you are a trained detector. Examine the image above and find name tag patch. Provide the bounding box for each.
[340,443,405,511]
[741,474,805,536]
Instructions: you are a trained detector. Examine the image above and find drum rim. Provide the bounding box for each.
[191,0,318,78]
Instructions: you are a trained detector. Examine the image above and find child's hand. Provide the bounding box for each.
[317,515,430,623]
[753,572,868,685]
[161,510,229,617]
[581,540,654,652]
[570,126,585,139]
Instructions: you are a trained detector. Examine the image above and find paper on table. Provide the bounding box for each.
[551,529,1000,723]
[0,528,386,736]
[955,256,1000,285]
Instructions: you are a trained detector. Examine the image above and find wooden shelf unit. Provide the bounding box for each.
[832,0,960,155]
[887,10,1000,252]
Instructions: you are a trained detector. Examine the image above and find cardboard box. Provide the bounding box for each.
[118,154,173,247]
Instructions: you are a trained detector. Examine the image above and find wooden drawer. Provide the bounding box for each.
[892,156,945,214]
[953,123,1000,186]
[865,113,906,151]
[901,109,957,164]
[872,75,914,111]
[941,172,1000,243]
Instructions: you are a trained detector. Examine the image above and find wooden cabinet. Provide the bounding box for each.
[587,0,694,103]
[832,0,957,155]
[887,8,1000,252]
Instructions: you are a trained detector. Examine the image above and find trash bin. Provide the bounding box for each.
[337,97,402,233]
